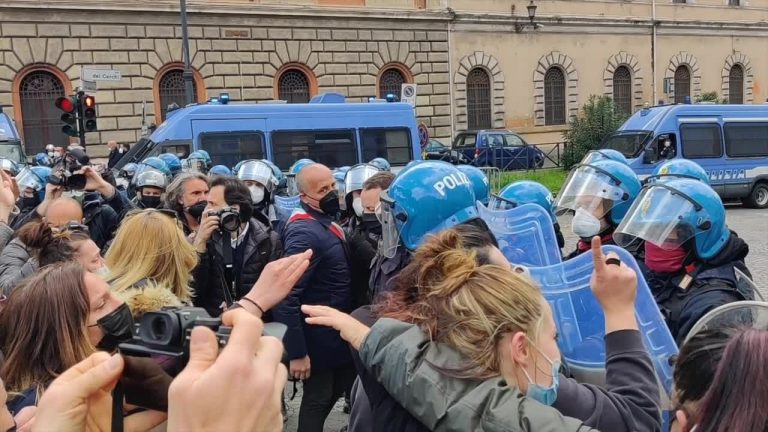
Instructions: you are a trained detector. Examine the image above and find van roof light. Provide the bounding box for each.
[219,93,230,104]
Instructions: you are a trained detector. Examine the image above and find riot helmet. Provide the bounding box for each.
[646,159,710,185]
[581,149,629,165]
[456,165,490,206]
[344,163,381,216]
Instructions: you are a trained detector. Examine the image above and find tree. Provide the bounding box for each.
[695,91,727,104]
[562,95,627,169]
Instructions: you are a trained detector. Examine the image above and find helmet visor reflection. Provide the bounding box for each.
[614,185,697,249]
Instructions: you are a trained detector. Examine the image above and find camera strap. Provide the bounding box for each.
[221,235,236,306]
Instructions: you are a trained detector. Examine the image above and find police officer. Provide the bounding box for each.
[581,149,628,165]
[208,165,232,177]
[369,157,390,172]
[132,169,167,209]
[614,177,753,343]
[490,180,565,250]
[343,163,380,230]
[555,158,641,259]
[645,158,710,185]
[237,160,278,227]
[130,157,171,200]
[184,151,209,174]
[370,160,490,299]
[11,166,51,230]
[158,153,183,178]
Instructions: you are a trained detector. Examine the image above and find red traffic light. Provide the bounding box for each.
[55,96,76,113]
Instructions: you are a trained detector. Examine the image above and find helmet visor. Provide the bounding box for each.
[182,159,206,173]
[488,195,516,211]
[376,192,401,259]
[286,175,299,196]
[614,185,698,249]
[16,167,44,192]
[238,161,276,192]
[344,164,380,196]
[555,165,626,218]
[580,151,608,165]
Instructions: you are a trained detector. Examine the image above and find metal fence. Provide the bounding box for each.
[472,142,573,192]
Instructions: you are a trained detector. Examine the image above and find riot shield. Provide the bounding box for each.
[684,300,768,345]
[528,245,677,396]
[735,267,764,301]
[274,195,300,222]
[478,203,562,267]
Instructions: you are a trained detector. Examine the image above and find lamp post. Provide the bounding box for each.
[515,0,539,33]
[180,0,194,106]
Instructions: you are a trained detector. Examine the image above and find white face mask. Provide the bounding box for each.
[352,197,364,218]
[94,266,110,277]
[249,185,265,204]
[571,207,603,238]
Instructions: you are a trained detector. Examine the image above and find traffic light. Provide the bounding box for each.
[55,96,79,137]
[82,94,97,132]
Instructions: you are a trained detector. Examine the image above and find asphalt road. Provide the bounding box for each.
[283,206,768,432]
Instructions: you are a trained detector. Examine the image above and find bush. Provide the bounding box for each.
[561,95,627,169]
[695,91,727,104]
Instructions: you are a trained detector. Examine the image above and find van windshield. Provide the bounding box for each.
[0,141,25,164]
[600,131,652,158]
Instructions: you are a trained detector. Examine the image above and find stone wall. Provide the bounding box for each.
[0,8,451,156]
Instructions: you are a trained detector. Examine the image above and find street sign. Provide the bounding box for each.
[81,80,97,96]
[418,123,430,150]
[83,68,122,82]
[401,83,417,107]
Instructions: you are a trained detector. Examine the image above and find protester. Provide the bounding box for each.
[679,328,768,432]
[165,172,210,237]
[105,208,198,317]
[192,177,282,317]
[106,140,128,169]
[614,177,753,343]
[556,158,641,259]
[304,235,660,432]
[272,163,355,432]
[131,169,167,210]
[0,263,130,414]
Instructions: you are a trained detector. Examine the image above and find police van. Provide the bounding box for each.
[600,104,768,208]
[0,109,27,166]
[116,92,421,172]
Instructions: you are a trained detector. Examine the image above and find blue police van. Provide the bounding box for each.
[600,104,768,208]
[0,110,27,166]
[115,93,421,172]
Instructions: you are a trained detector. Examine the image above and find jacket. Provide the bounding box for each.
[107,148,125,169]
[646,233,752,344]
[272,203,353,371]
[114,279,185,319]
[360,318,659,432]
[369,246,411,302]
[192,217,282,317]
[82,192,120,249]
[346,222,378,309]
[0,222,13,251]
[0,237,36,296]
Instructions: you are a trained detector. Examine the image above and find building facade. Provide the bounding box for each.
[0,0,766,158]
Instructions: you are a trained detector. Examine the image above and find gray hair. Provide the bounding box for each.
[165,172,209,214]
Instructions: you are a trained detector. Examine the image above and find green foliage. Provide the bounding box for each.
[497,169,568,196]
[561,95,628,169]
[695,91,727,104]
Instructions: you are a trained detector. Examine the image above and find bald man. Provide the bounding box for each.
[272,163,355,432]
[44,197,84,227]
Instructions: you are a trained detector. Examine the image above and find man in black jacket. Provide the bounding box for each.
[272,163,355,432]
[191,176,282,317]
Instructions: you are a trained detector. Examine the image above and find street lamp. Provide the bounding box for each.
[515,0,540,33]
[180,0,194,106]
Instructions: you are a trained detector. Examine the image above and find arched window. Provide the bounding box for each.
[674,66,691,104]
[466,68,492,130]
[544,67,566,125]
[158,69,198,121]
[613,66,632,116]
[379,68,406,100]
[18,70,68,152]
[278,69,311,104]
[729,64,744,104]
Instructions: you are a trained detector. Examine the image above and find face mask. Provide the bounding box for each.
[521,344,561,406]
[313,190,340,216]
[571,208,603,238]
[361,213,382,235]
[94,266,110,277]
[352,197,364,218]
[140,195,162,209]
[645,242,688,274]
[249,185,265,204]
[20,196,39,210]
[47,151,54,157]
[90,303,134,351]
[185,201,207,220]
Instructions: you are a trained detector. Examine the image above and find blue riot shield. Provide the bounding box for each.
[478,203,562,267]
[274,195,300,222]
[529,245,677,397]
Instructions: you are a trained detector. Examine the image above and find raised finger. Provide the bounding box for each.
[220,308,263,360]
[591,236,606,274]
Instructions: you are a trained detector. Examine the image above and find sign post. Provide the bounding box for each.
[401,84,418,107]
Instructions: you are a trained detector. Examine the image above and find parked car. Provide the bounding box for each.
[453,130,544,170]
[424,139,471,165]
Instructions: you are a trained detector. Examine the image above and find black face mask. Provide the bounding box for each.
[20,196,40,210]
[185,201,207,220]
[318,190,341,216]
[361,213,382,235]
[140,195,162,209]
[91,303,135,351]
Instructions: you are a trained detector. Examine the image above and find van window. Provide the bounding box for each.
[271,129,357,169]
[199,132,265,168]
[454,134,476,148]
[361,128,411,165]
[680,124,722,158]
[503,134,525,147]
[161,144,190,159]
[724,123,768,157]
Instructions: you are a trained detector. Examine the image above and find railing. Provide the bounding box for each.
[471,142,571,171]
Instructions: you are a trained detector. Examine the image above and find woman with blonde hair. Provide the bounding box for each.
[105,208,198,317]
[304,229,661,432]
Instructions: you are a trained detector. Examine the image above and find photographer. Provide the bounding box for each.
[191,177,282,317]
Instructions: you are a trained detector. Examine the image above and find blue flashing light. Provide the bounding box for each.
[219,92,230,104]
[385,93,397,103]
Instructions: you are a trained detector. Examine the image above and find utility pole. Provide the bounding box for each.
[180,0,194,106]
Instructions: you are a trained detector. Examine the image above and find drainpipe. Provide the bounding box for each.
[651,0,658,104]
[447,7,456,141]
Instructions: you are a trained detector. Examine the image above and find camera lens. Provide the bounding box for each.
[221,212,239,232]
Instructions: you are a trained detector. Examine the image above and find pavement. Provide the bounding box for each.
[282,206,768,432]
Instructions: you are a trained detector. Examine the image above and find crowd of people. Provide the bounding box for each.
[0,140,763,432]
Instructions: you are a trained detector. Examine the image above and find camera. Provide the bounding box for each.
[207,207,240,232]
[117,307,287,411]
[48,152,87,190]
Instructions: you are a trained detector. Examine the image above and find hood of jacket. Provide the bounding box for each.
[703,231,749,268]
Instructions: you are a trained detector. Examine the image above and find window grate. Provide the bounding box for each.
[544,67,566,125]
[159,69,198,121]
[674,66,691,104]
[379,69,406,100]
[278,69,311,104]
[613,66,632,116]
[19,71,67,152]
[466,68,492,130]
[728,65,744,104]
